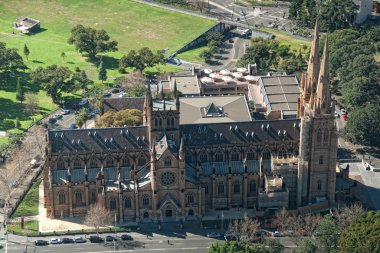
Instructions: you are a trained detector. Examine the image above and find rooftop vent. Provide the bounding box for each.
[278,130,281,136]
[283,130,287,136]
[55,133,58,138]
[104,138,108,143]
[60,133,64,138]
[234,125,238,131]
[110,137,113,143]
[261,124,264,130]
[120,130,123,135]
[266,124,270,130]
[88,131,91,136]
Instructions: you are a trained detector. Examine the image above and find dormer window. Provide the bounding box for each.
[164,157,172,167]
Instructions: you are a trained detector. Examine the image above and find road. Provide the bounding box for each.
[3,233,218,253]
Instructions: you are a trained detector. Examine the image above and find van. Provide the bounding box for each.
[242,29,252,35]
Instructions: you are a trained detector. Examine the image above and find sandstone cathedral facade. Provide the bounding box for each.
[43,22,337,222]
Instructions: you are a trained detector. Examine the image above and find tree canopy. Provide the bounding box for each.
[119,47,165,71]
[31,65,92,103]
[339,211,380,253]
[0,42,27,72]
[96,109,143,128]
[68,24,118,60]
[319,0,358,32]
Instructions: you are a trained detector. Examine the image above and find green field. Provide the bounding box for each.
[13,180,40,217]
[0,0,215,134]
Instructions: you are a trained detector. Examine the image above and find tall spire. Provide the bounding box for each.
[314,36,330,115]
[145,82,152,108]
[306,19,320,98]
[179,136,184,161]
[173,80,178,99]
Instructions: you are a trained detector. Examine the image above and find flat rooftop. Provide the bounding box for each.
[180,95,252,125]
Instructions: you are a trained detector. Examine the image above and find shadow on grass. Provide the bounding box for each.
[32,60,44,64]
[101,55,120,70]
[0,97,35,131]
[27,27,48,35]
[0,72,39,93]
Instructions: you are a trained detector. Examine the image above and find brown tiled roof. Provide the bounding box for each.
[48,127,149,154]
[180,119,300,146]
[103,97,145,113]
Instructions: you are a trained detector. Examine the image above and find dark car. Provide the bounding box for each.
[106,235,117,242]
[121,234,133,241]
[69,123,77,129]
[111,88,121,94]
[89,236,104,243]
[35,240,49,246]
[74,237,87,243]
[48,118,57,124]
[103,91,112,97]
[62,238,74,244]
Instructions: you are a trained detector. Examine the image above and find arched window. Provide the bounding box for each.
[73,158,81,168]
[90,158,98,168]
[187,192,194,204]
[278,149,287,158]
[124,197,132,208]
[138,156,146,166]
[159,118,162,128]
[215,152,224,162]
[110,198,117,210]
[249,181,256,193]
[317,129,322,145]
[122,158,130,167]
[58,191,66,204]
[90,191,97,203]
[247,150,256,160]
[57,159,65,168]
[167,117,171,128]
[204,185,209,195]
[323,129,329,144]
[164,157,172,167]
[233,182,240,194]
[217,182,224,195]
[317,180,322,190]
[106,157,114,167]
[142,195,149,207]
[263,150,271,160]
[171,118,175,128]
[231,151,239,161]
[155,118,158,128]
[200,153,208,163]
[75,191,83,204]
[319,156,324,165]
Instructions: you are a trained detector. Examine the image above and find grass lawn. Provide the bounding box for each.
[0,136,8,145]
[258,27,310,54]
[8,220,39,236]
[13,179,40,217]
[0,0,215,138]
[176,44,208,64]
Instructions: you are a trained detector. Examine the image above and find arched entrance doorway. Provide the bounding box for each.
[165,206,173,217]
[143,212,149,218]
[188,209,194,216]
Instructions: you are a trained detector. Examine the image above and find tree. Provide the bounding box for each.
[273,208,290,233]
[294,238,317,253]
[86,88,104,114]
[341,77,379,107]
[15,117,21,129]
[68,24,118,60]
[96,109,143,128]
[119,47,165,71]
[75,108,89,128]
[343,104,380,147]
[24,92,39,116]
[228,216,260,242]
[334,202,364,229]
[98,58,107,83]
[199,49,213,63]
[263,238,284,253]
[31,65,92,104]
[15,77,25,103]
[206,32,224,48]
[23,44,30,61]
[319,0,358,32]
[0,42,27,72]
[338,211,380,253]
[314,215,341,253]
[84,204,113,235]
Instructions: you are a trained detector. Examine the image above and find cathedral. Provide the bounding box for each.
[43,22,337,222]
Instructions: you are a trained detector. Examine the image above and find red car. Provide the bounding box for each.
[342,113,347,121]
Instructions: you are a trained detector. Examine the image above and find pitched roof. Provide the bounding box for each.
[48,127,149,154]
[103,97,145,113]
[180,119,300,146]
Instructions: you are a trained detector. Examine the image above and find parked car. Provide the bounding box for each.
[342,113,348,121]
[340,108,347,115]
[272,231,282,237]
[224,235,237,241]
[121,234,133,241]
[48,118,57,124]
[103,91,112,97]
[89,236,104,243]
[50,238,62,244]
[74,237,87,243]
[106,235,117,242]
[0,244,3,249]
[61,238,74,244]
[88,112,95,118]
[111,88,121,94]
[79,99,88,106]
[35,240,49,246]
[53,114,63,120]
[207,232,221,238]
[61,109,70,115]
[119,92,128,97]
[69,123,77,129]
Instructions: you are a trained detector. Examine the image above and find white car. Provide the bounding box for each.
[207,232,221,238]
[50,238,62,244]
[340,108,347,115]
[79,99,88,106]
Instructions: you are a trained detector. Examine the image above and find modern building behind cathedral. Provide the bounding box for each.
[43,22,338,222]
